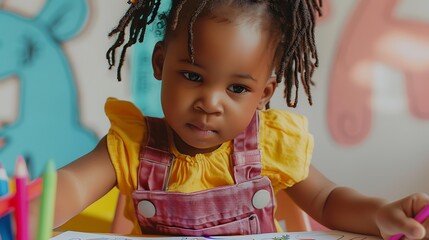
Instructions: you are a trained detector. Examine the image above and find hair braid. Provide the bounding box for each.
[106,0,161,81]
[187,0,208,64]
[147,0,161,25]
[171,0,188,30]
[274,0,321,107]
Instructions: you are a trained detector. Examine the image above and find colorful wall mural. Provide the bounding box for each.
[328,0,429,145]
[0,0,98,178]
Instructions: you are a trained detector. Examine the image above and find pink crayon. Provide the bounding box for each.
[389,204,429,240]
[14,156,30,240]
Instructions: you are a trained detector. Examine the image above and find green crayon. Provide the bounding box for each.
[37,160,57,240]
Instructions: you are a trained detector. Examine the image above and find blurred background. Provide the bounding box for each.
[1,0,428,232]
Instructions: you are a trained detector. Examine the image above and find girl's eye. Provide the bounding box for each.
[228,85,249,94]
[183,72,202,82]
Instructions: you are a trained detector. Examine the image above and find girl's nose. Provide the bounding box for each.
[193,90,224,115]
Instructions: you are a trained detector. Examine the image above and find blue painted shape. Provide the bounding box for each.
[0,166,13,240]
[131,1,172,118]
[36,0,88,41]
[0,0,98,178]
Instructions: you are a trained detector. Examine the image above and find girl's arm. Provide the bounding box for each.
[53,135,117,227]
[30,135,117,236]
[286,164,386,236]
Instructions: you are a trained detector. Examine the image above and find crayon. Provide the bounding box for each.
[389,204,429,240]
[15,156,30,240]
[37,160,57,240]
[0,164,13,240]
[0,178,42,217]
[0,194,14,217]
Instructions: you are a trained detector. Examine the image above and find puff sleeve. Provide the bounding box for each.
[105,97,147,232]
[259,109,314,193]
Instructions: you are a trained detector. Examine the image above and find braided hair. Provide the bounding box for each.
[106,0,322,108]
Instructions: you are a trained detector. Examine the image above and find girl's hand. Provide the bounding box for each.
[376,193,429,239]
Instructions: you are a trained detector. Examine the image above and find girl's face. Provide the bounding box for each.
[153,9,277,156]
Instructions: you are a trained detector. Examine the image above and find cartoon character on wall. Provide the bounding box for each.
[0,0,98,178]
[328,0,429,145]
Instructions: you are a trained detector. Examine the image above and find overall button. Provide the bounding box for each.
[137,200,156,218]
[252,190,271,209]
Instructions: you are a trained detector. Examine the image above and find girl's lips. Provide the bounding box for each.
[187,122,217,132]
[186,123,217,135]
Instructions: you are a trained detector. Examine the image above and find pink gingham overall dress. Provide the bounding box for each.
[132,113,277,236]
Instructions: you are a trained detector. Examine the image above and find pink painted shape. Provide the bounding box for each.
[328,0,429,145]
[318,0,331,22]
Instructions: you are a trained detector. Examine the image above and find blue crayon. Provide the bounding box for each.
[0,164,13,240]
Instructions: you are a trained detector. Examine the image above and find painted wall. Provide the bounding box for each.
[1,0,428,201]
[270,0,429,200]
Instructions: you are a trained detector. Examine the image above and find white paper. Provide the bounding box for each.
[51,230,382,240]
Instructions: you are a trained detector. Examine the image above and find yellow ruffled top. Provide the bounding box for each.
[105,97,314,234]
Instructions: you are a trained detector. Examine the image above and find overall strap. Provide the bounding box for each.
[232,112,262,184]
[137,117,173,191]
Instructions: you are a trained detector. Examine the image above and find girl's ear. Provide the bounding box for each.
[257,77,277,110]
[152,41,165,80]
